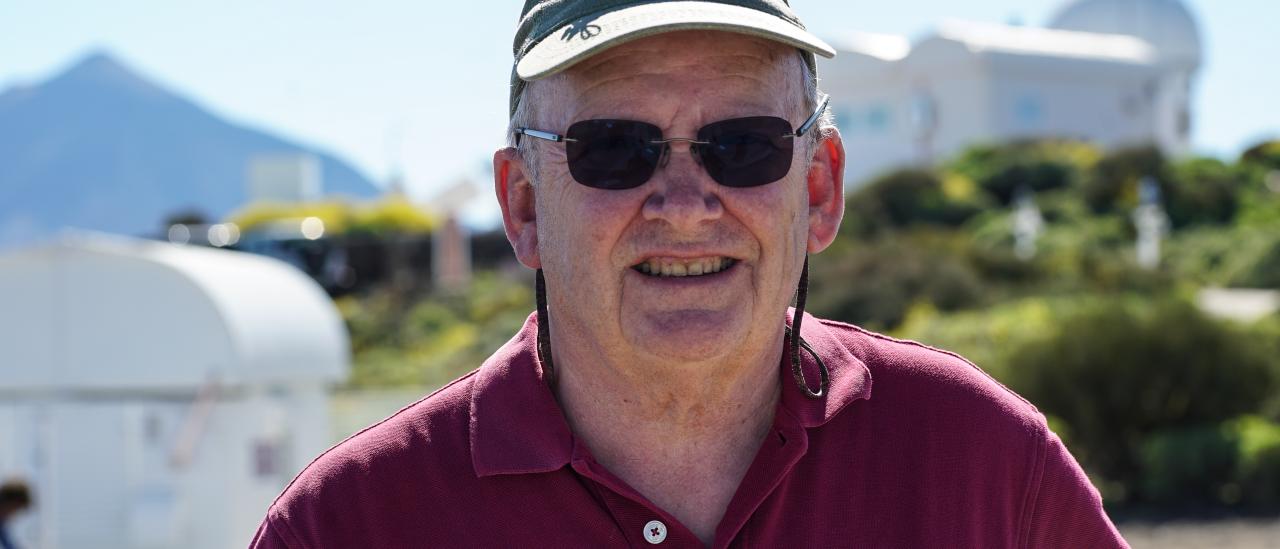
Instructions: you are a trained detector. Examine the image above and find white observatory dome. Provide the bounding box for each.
[1050,0,1201,68]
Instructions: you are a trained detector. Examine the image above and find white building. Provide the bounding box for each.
[247,154,322,203]
[0,233,349,549]
[821,0,1202,185]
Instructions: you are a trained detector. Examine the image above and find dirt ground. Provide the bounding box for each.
[1118,518,1280,548]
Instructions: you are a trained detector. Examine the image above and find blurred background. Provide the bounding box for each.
[1,0,1278,547]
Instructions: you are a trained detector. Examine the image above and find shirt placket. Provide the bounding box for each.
[712,407,810,549]
[569,440,703,547]
[565,408,812,549]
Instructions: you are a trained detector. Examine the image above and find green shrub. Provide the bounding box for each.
[965,201,1174,295]
[893,297,1064,381]
[897,296,1280,508]
[845,169,984,235]
[1004,298,1277,502]
[1254,317,1280,421]
[1165,157,1242,227]
[1241,140,1280,172]
[1163,226,1280,288]
[808,231,985,329]
[339,272,534,389]
[1135,417,1280,508]
[1236,240,1280,288]
[1140,425,1240,505]
[1033,188,1093,224]
[1083,146,1167,214]
[1232,416,1280,507]
[977,160,1074,206]
[1236,186,1280,227]
[947,140,1099,206]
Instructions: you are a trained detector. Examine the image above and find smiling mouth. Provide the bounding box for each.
[632,257,737,278]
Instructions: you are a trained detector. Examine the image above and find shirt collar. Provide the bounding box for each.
[780,308,874,428]
[470,313,573,477]
[469,310,873,477]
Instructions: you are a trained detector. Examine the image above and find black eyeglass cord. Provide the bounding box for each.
[789,257,829,399]
[533,258,829,398]
[536,269,556,385]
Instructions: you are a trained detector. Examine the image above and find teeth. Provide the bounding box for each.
[635,257,735,278]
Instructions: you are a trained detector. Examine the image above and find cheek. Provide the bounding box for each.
[728,179,808,246]
[576,190,641,252]
[539,181,643,269]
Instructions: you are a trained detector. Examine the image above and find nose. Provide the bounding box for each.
[656,138,705,169]
[642,141,724,230]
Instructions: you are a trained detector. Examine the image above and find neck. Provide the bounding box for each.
[549,327,784,544]
[554,344,783,442]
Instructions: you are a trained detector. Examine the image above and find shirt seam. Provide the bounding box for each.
[266,504,306,549]
[577,472,634,548]
[1016,421,1049,549]
[816,317,1041,412]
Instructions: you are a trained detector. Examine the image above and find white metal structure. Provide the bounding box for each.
[820,0,1202,186]
[0,233,349,549]
[247,154,322,204]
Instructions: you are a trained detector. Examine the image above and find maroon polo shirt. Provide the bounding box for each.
[250,311,1126,548]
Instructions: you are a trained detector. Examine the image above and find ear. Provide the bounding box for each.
[494,147,541,269]
[805,129,846,253]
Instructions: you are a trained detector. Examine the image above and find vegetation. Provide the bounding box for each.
[337,271,534,388]
[866,139,1280,510]
[227,195,438,235]
[1006,299,1276,505]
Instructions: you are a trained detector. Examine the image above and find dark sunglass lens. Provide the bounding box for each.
[565,120,663,190]
[696,117,794,187]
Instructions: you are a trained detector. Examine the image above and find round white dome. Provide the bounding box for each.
[1049,0,1201,68]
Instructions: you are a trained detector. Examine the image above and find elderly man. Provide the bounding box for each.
[251,1,1126,547]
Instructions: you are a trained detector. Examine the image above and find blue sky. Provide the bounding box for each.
[2,0,1276,214]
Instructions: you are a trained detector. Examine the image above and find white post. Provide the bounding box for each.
[1132,176,1168,270]
[1012,188,1043,261]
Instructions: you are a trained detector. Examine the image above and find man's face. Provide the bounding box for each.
[505,31,840,366]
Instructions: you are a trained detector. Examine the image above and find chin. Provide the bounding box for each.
[624,309,749,363]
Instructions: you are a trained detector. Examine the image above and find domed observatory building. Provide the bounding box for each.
[821,0,1203,186]
[1050,0,1201,154]
[0,234,350,549]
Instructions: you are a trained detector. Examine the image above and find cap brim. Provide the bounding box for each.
[516,1,836,81]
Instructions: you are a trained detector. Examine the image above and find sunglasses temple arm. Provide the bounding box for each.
[514,128,575,143]
[794,94,830,137]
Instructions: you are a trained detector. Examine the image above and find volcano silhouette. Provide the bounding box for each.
[0,51,381,248]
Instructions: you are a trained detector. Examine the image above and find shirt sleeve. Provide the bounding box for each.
[1023,430,1129,548]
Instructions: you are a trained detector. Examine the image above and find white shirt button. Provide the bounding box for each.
[643,520,668,544]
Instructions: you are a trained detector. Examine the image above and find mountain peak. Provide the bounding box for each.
[47,49,165,99]
[71,50,127,72]
[0,49,381,249]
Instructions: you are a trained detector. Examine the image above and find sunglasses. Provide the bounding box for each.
[514,95,829,190]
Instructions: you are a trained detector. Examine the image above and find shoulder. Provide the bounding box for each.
[263,371,480,546]
[817,316,1048,441]
[810,318,1095,541]
[285,370,477,495]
